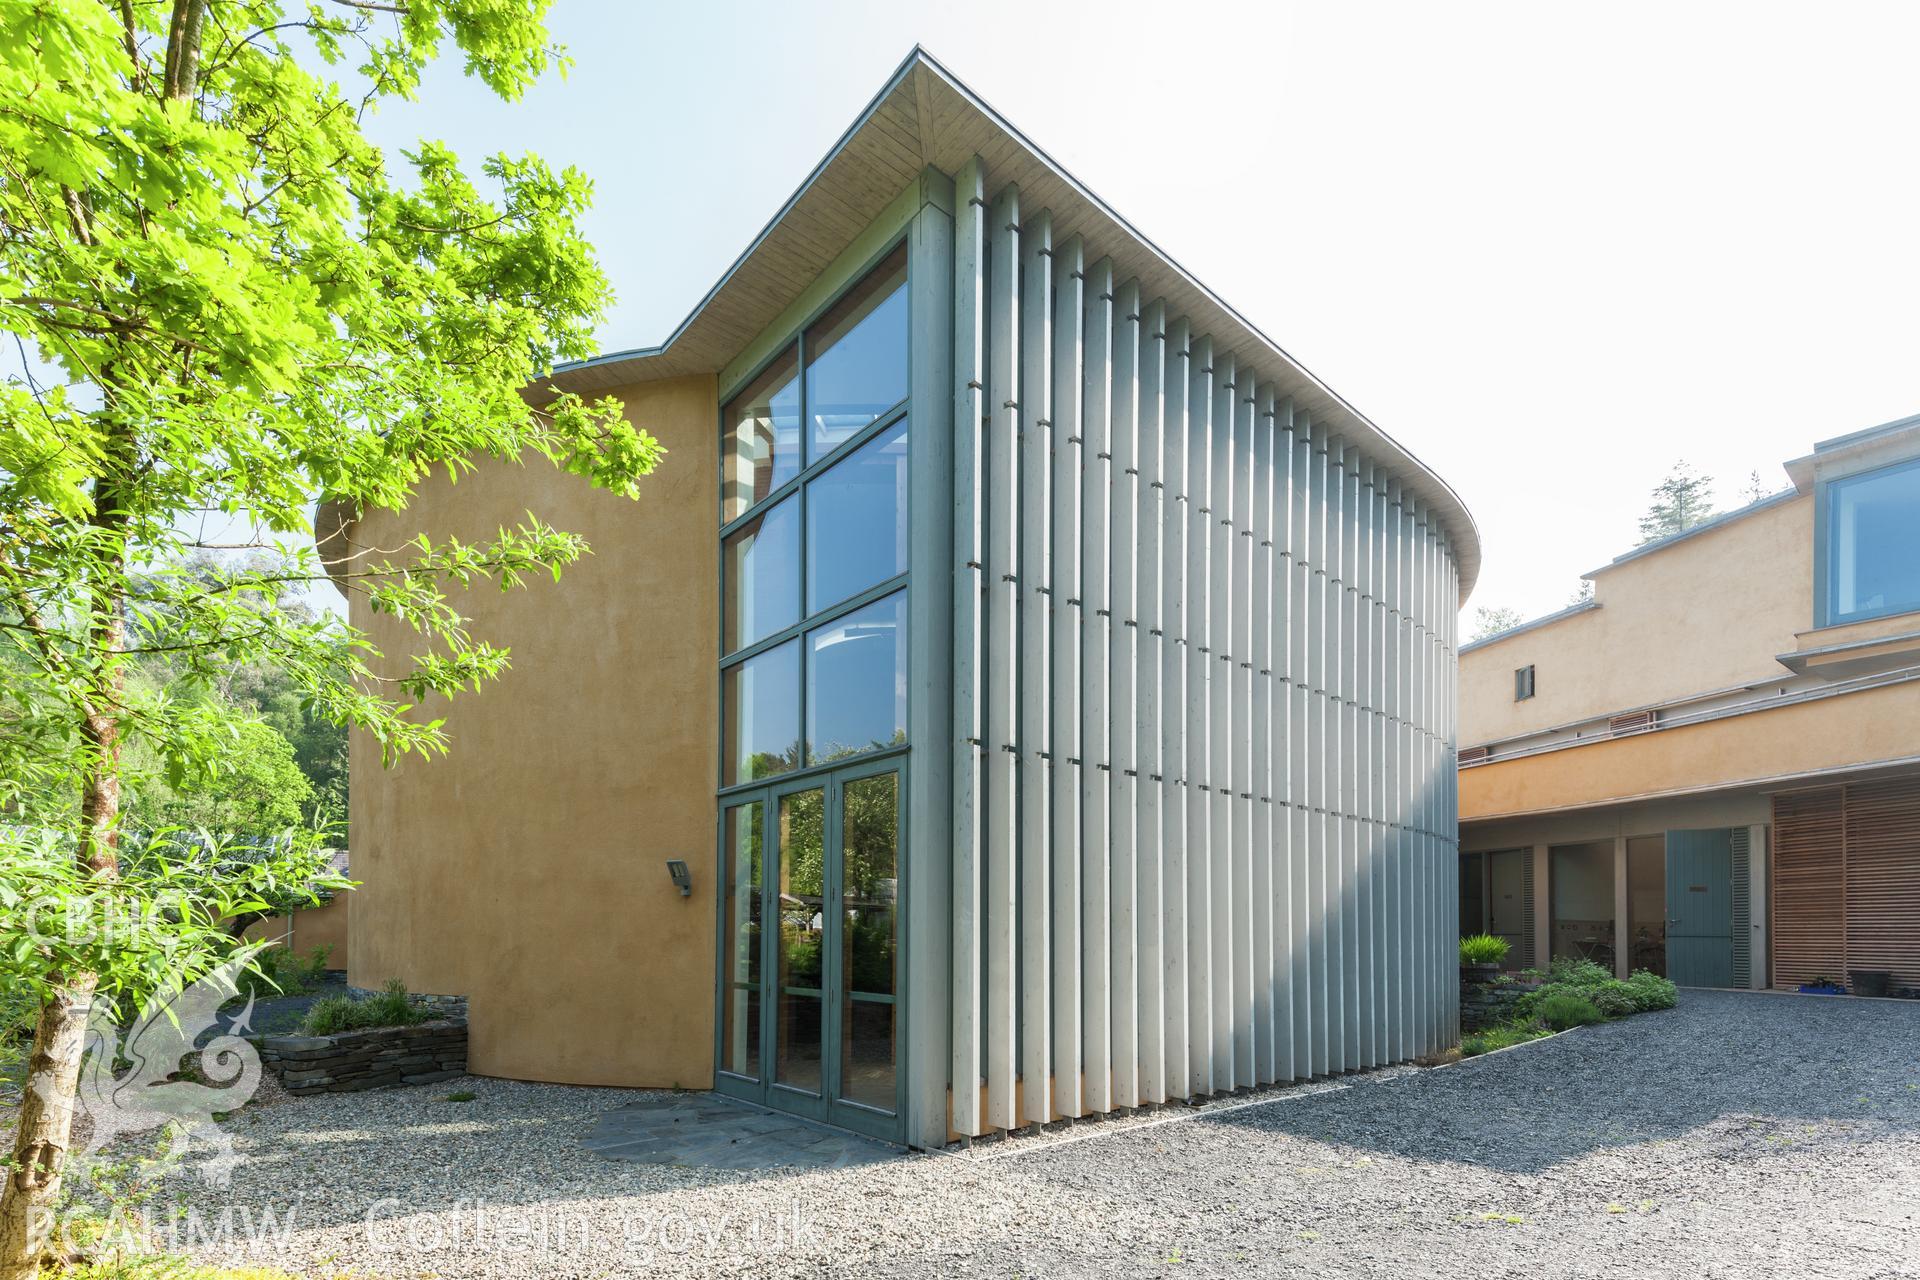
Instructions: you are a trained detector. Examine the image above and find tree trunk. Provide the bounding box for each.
[0,705,124,1279]
[2,15,188,1273]
[0,978,98,1280]
[0,460,129,1280]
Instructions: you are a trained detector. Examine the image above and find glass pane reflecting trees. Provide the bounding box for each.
[723,640,799,786]
[839,772,897,1112]
[776,788,826,1094]
[719,802,763,1080]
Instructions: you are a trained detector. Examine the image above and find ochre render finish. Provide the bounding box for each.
[347,373,720,1087]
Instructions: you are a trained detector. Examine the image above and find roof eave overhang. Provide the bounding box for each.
[534,46,1483,598]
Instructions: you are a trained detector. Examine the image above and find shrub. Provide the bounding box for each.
[1513,956,1680,1024]
[298,996,357,1036]
[1546,956,1613,987]
[1624,969,1678,1012]
[299,978,429,1036]
[235,944,332,1003]
[1587,979,1640,1018]
[1460,1023,1549,1057]
[1459,933,1510,966]
[1535,992,1605,1031]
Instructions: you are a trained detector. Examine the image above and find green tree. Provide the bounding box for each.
[135,551,351,827]
[1637,462,1717,544]
[1470,605,1524,642]
[0,3,658,1271]
[121,717,313,835]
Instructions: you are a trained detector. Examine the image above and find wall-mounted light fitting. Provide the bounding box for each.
[666,859,692,897]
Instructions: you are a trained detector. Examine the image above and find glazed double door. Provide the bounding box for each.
[714,761,902,1140]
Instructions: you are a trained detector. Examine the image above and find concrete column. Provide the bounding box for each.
[1531,844,1551,970]
[1612,836,1630,979]
[906,167,957,1151]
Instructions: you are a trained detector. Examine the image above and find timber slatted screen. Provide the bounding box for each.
[1843,778,1920,990]
[1771,787,1846,988]
[1771,778,1920,991]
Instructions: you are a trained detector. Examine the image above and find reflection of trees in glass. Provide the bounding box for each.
[842,774,897,996]
[780,791,825,988]
[781,926,823,988]
[725,804,764,985]
[841,773,898,895]
[769,776,897,994]
[745,743,804,781]
[810,728,908,769]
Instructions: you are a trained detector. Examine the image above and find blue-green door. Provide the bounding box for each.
[1665,829,1734,987]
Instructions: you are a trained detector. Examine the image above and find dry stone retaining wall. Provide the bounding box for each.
[1461,975,1542,1032]
[256,1019,467,1094]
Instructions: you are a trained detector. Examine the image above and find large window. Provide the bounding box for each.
[720,246,910,789]
[1825,456,1920,625]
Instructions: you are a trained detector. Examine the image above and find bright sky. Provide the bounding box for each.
[281,1,1920,620]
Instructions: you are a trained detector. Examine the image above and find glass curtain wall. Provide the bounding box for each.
[715,242,910,1135]
[720,243,910,786]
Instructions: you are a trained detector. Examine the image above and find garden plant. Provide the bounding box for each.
[1459,957,1679,1058]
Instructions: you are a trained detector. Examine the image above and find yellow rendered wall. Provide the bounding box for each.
[242,892,351,970]
[346,373,720,1088]
[1461,495,1814,744]
[1460,679,1920,821]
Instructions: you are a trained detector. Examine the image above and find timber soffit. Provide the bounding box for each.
[542,46,1482,598]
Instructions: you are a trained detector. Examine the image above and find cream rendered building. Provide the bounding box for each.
[1458,415,1920,996]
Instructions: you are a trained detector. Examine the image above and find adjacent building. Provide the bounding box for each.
[1458,415,1920,996]
[332,48,1479,1149]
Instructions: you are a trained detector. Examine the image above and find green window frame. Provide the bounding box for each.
[718,239,912,796]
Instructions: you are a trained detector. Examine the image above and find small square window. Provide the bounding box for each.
[1514,665,1536,701]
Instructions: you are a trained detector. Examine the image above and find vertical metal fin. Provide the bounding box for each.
[1018,208,1054,1126]
[1081,256,1115,1114]
[1049,233,1085,1119]
[935,187,1466,1129]
[949,156,986,1139]
[1109,279,1144,1109]
[982,182,1021,1132]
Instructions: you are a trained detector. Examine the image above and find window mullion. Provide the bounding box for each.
[798,324,810,773]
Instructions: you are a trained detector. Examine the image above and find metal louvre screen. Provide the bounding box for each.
[1521,853,1536,969]
[945,171,1464,1136]
[1730,828,1752,988]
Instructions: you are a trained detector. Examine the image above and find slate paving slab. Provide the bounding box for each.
[583,1092,899,1171]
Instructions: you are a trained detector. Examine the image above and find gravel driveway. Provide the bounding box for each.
[173,990,1918,1278]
